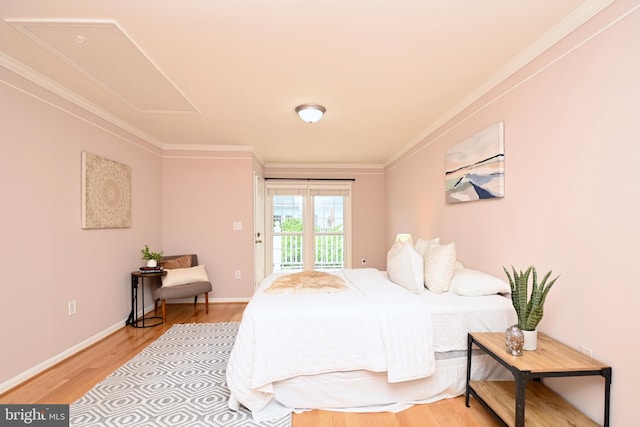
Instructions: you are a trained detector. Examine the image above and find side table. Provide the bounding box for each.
[466,332,611,427]
[126,271,166,328]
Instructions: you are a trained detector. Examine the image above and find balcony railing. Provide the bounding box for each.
[273,234,344,272]
[314,234,344,271]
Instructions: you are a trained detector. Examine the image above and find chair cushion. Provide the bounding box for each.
[161,255,193,269]
[153,281,212,300]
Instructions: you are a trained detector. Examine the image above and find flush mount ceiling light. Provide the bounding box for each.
[295,103,326,123]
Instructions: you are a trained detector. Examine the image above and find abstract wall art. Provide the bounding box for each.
[445,121,505,204]
[81,152,131,228]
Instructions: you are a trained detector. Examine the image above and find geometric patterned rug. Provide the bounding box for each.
[70,323,291,427]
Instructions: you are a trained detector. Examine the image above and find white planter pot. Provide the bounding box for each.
[146,259,158,267]
[522,330,538,351]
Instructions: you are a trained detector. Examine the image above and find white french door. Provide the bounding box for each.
[253,173,265,289]
[265,181,351,274]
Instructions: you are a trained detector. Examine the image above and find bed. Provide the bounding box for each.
[226,268,516,421]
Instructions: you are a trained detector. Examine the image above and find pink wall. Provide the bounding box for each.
[162,151,256,300]
[161,161,388,301]
[0,67,163,388]
[385,2,639,425]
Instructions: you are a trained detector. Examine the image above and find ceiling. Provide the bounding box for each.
[0,1,607,165]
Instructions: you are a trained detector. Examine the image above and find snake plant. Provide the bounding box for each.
[503,266,559,331]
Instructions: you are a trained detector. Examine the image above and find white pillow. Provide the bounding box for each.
[449,268,511,296]
[386,241,424,293]
[416,238,464,273]
[162,264,209,287]
[414,237,439,258]
[424,242,456,293]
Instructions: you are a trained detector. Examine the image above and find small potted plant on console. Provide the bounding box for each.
[141,245,163,267]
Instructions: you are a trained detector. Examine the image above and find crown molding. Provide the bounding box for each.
[0,51,167,149]
[162,144,254,152]
[2,0,615,167]
[264,162,384,170]
[385,0,616,167]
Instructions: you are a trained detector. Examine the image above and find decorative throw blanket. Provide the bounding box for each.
[264,271,348,294]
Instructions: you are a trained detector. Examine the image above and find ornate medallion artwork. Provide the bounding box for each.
[81,152,131,229]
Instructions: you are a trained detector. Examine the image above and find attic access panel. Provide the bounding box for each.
[7,19,197,113]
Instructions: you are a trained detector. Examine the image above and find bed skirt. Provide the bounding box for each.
[243,350,511,422]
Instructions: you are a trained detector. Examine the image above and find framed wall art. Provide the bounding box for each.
[445,121,505,204]
[81,152,131,229]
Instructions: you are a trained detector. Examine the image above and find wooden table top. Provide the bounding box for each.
[470,332,610,373]
[131,270,167,277]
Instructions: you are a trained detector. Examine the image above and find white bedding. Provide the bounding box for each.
[226,268,516,418]
[420,289,517,352]
[226,269,435,412]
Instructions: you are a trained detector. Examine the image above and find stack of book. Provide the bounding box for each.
[139,266,164,274]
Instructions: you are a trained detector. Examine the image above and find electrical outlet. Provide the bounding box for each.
[581,346,593,358]
[235,270,241,279]
[68,300,77,316]
[233,221,242,230]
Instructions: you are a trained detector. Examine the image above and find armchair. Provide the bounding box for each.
[152,254,212,322]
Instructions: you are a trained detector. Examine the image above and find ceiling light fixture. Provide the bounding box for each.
[295,103,326,123]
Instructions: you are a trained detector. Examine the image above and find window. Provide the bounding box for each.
[266,181,351,273]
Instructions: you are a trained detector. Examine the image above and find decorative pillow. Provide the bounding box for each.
[386,241,424,293]
[161,255,192,269]
[162,264,209,287]
[449,268,511,296]
[424,242,456,293]
[414,237,439,258]
[265,271,348,294]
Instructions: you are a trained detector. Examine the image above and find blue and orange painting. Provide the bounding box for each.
[445,122,504,203]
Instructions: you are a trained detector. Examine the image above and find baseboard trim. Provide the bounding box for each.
[0,318,124,395]
[0,299,249,395]
[212,297,252,303]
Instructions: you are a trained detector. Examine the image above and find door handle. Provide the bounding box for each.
[255,240,263,244]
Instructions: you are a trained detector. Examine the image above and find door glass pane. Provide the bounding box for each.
[314,196,344,231]
[314,196,344,270]
[272,195,303,272]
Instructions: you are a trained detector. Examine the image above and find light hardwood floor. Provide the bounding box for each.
[0,303,500,426]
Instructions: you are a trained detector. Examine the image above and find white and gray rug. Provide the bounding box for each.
[70,322,291,427]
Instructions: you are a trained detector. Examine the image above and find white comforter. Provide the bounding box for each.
[226,268,435,412]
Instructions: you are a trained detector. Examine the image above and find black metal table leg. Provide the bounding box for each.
[465,333,472,407]
[125,274,137,326]
[514,371,531,427]
[603,367,612,427]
